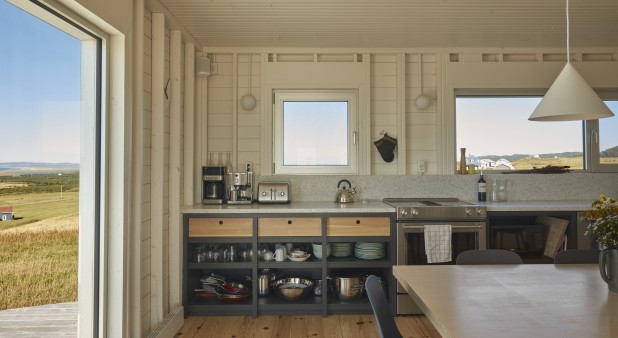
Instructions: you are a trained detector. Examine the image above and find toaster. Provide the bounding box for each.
[257,182,290,204]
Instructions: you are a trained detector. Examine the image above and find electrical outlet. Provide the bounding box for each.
[245,161,253,172]
[417,160,426,174]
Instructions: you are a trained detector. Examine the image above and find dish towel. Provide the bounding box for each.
[424,224,452,263]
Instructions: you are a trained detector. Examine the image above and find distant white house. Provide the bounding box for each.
[495,158,515,170]
[467,155,515,170]
[0,206,14,221]
[466,154,481,166]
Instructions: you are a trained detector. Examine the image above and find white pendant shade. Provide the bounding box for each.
[529,63,614,121]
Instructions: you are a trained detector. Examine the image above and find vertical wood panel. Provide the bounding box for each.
[397,53,407,174]
[131,1,145,337]
[150,12,165,327]
[169,30,182,309]
[184,43,195,207]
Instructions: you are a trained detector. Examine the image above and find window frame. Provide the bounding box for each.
[587,91,618,172]
[273,89,358,175]
[454,88,618,174]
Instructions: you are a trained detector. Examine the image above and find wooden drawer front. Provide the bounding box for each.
[188,218,253,237]
[327,217,390,236]
[258,218,322,237]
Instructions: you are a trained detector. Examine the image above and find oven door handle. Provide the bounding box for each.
[400,224,484,230]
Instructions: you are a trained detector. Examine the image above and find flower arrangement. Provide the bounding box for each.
[584,194,618,250]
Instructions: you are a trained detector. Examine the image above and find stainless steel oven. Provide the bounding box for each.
[383,198,487,314]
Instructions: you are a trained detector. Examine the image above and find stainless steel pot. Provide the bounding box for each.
[329,273,365,300]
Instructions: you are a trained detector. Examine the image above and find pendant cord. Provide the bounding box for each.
[248,54,252,95]
[566,0,570,63]
[419,54,423,95]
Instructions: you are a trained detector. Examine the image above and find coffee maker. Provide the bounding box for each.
[227,165,254,205]
[202,166,226,204]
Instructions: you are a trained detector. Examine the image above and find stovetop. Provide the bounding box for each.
[383,198,476,207]
[383,198,486,221]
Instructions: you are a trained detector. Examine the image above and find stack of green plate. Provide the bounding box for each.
[331,242,353,257]
[354,242,385,260]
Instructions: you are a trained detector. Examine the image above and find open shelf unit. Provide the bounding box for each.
[183,212,396,316]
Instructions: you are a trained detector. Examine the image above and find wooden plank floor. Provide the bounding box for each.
[0,302,77,338]
[177,315,442,338]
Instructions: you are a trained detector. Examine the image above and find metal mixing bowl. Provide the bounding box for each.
[271,277,314,301]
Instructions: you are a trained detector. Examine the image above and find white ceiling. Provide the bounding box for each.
[159,0,618,49]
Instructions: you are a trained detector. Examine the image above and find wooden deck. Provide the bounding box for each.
[0,302,77,337]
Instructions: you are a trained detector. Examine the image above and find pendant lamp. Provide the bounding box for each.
[529,0,614,121]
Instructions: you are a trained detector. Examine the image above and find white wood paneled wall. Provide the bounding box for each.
[237,54,262,173]
[141,9,153,335]
[140,7,189,337]
[206,54,234,158]
[406,53,439,175]
[203,51,439,176]
[370,54,400,175]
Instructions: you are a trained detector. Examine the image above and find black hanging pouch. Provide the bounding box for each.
[373,133,397,163]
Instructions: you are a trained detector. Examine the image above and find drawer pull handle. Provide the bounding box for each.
[356,220,361,224]
[219,220,223,225]
[288,220,292,224]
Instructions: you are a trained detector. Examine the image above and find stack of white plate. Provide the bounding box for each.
[331,242,354,257]
[354,242,386,260]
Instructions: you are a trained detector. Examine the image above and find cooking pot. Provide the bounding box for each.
[335,179,356,203]
[328,272,365,300]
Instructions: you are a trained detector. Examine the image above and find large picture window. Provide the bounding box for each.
[456,94,618,173]
[273,90,358,174]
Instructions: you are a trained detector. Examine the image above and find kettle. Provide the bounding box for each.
[335,179,356,203]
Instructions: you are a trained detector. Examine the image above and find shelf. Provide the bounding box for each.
[186,304,253,316]
[188,262,253,269]
[258,236,322,243]
[184,212,397,316]
[188,237,253,244]
[327,236,391,242]
[326,256,392,268]
[258,260,323,269]
[258,294,323,306]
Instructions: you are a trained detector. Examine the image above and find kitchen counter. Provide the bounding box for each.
[478,200,592,212]
[182,200,394,214]
[183,199,593,214]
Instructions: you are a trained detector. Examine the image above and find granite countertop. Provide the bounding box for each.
[182,201,394,214]
[478,200,593,212]
[183,200,593,214]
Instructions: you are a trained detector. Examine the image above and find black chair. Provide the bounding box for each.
[456,249,523,265]
[554,249,600,264]
[365,275,403,338]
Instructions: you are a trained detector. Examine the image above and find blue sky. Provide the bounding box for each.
[457,97,618,157]
[0,1,80,163]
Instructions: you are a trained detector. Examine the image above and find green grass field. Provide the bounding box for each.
[0,192,78,231]
[0,191,78,310]
[0,229,78,310]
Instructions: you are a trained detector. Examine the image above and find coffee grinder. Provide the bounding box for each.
[202,166,226,204]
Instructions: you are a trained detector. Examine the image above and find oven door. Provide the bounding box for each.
[396,221,486,314]
[397,221,486,266]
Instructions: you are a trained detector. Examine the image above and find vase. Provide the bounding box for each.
[599,249,618,294]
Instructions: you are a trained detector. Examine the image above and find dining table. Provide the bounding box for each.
[393,264,617,338]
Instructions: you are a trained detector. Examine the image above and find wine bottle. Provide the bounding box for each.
[477,173,487,201]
